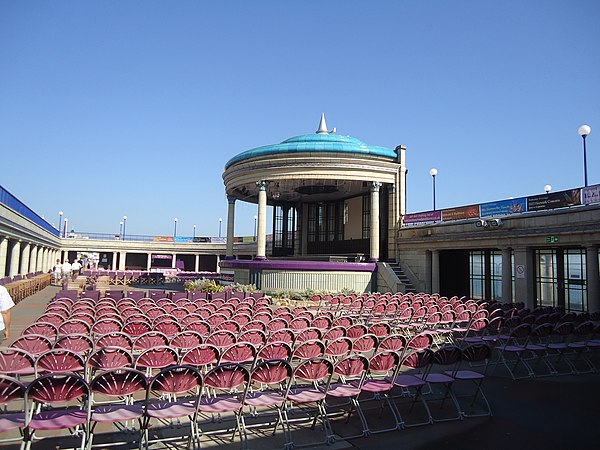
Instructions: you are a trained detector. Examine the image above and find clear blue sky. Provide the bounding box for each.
[1,1,598,237]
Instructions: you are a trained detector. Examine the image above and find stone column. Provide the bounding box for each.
[255,180,269,260]
[388,184,397,261]
[112,252,118,270]
[215,254,221,273]
[21,243,30,275]
[146,253,152,271]
[513,247,535,310]
[225,195,236,260]
[431,249,440,293]
[502,248,513,304]
[172,254,177,269]
[30,245,38,273]
[194,254,199,272]
[369,181,381,262]
[586,246,600,313]
[9,240,20,277]
[0,237,8,277]
[301,203,308,256]
[119,251,126,270]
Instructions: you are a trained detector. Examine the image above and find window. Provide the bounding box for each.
[536,250,558,308]
[362,194,370,239]
[469,251,485,300]
[564,249,587,312]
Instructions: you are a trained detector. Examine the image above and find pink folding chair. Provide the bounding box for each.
[219,342,257,366]
[181,344,220,373]
[87,346,134,380]
[22,322,59,339]
[89,368,148,449]
[132,331,170,353]
[22,373,91,450]
[198,363,250,448]
[0,375,26,445]
[322,325,347,341]
[206,329,237,349]
[54,334,95,356]
[238,329,267,347]
[257,342,293,363]
[282,358,334,449]
[291,340,326,362]
[170,331,204,354]
[356,351,403,434]
[95,332,133,351]
[324,337,353,361]
[91,318,123,335]
[268,328,295,345]
[143,365,203,450]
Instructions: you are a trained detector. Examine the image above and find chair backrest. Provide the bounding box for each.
[25,373,89,406]
[181,344,220,369]
[35,349,86,374]
[90,367,148,397]
[352,334,379,354]
[460,343,492,363]
[257,342,293,362]
[95,332,133,350]
[401,348,434,371]
[11,334,53,355]
[268,328,295,345]
[0,374,26,403]
[87,346,134,372]
[206,330,237,348]
[407,333,433,351]
[368,351,400,375]
[332,354,369,383]
[290,357,333,383]
[133,331,170,351]
[323,326,347,341]
[54,334,95,355]
[148,364,202,396]
[432,346,462,368]
[292,340,326,361]
[203,363,250,392]
[135,346,179,371]
[219,342,257,365]
[170,331,204,351]
[23,321,59,338]
[250,359,292,386]
[324,337,353,360]
[0,347,35,375]
[378,334,407,353]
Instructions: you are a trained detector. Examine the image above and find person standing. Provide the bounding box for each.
[71,260,82,281]
[61,260,72,282]
[52,259,62,286]
[0,285,15,343]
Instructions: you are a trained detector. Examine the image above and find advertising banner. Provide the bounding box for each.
[480,197,527,217]
[441,205,480,221]
[151,254,172,260]
[527,189,581,212]
[211,237,226,244]
[403,210,442,224]
[153,236,174,242]
[174,236,193,243]
[583,185,600,205]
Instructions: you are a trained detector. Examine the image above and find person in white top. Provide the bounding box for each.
[61,260,72,282]
[52,259,62,285]
[71,260,82,281]
[0,285,15,343]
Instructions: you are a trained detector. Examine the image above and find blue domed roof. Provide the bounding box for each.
[225,132,397,169]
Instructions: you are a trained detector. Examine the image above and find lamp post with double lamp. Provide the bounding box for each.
[174,218,178,238]
[219,218,222,238]
[58,211,63,235]
[429,168,438,211]
[578,125,591,187]
[122,216,127,241]
[254,215,258,242]
[544,185,552,194]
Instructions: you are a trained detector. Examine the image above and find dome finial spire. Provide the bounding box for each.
[316,112,329,134]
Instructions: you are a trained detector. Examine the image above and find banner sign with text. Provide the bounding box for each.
[441,204,480,221]
[527,189,581,212]
[480,197,527,217]
[583,185,600,205]
[403,210,442,224]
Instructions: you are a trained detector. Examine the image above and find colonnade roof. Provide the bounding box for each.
[225,132,398,169]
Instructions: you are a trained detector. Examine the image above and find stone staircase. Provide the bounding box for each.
[387,261,417,293]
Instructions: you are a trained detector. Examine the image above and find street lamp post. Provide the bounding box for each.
[219,218,222,238]
[429,168,438,210]
[119,221,123,239]
[544,184,552,194]
[63,218,68,238]
[58,211,63,234]
[253,215,257,242]
[193,224,196,239]
[578,125,591,187]
[174,218,178,238]
[122,216,127,241]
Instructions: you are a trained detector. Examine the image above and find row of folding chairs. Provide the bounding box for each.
[0,342,494,450]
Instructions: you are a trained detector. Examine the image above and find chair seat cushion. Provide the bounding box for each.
[92,404,144,422]
[287,388,326,403]
[29,410,88,430]
[146,401,196,419]
[244,392,285,407]
[198,397,242,413]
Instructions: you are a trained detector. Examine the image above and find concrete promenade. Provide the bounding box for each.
[2,286,599,450]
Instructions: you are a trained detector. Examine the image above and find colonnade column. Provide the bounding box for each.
[513,247,535,310]
[146,253,152,271]
[9,240,20,277]
[30,245,38,273]
[255,180,269,260]
[215,255,221,273]
[587,245,600,313]
[172,254,177,269]
[0,237,7,277]
[502,248,513,304]
[21,243,31,274]
[112,252,118,270]
[369,181,381,262]
[225,195,236,260]
[431,249,440,293]
[194,255,199,272]
[119,251,126,270]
